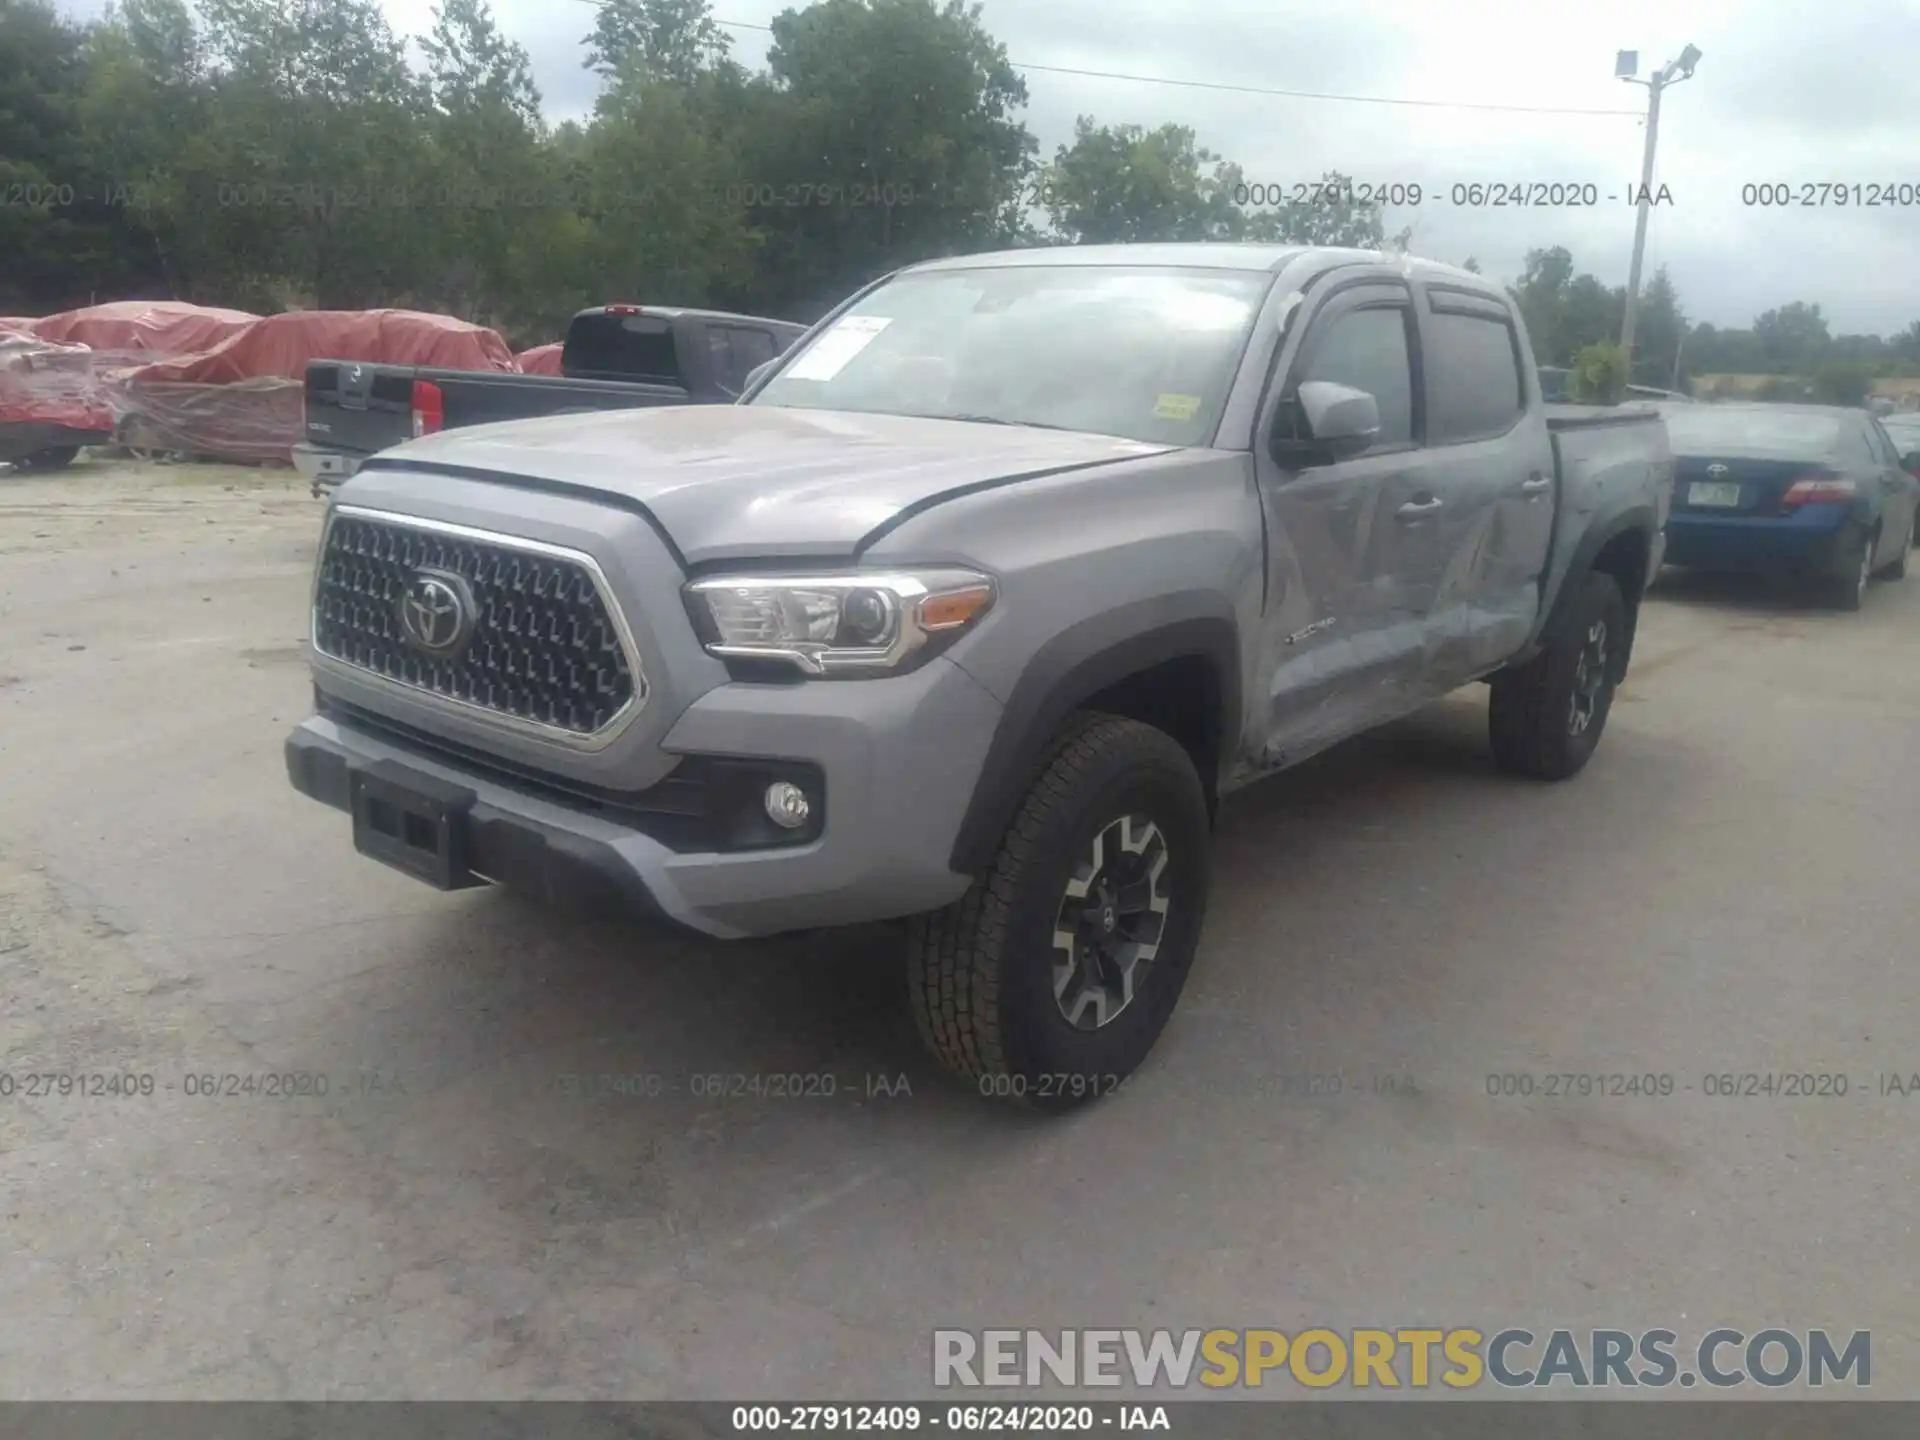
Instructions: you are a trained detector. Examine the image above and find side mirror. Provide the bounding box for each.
[1903,452,1920,478]
[743,358,776,392]
[1272,380,1381,464]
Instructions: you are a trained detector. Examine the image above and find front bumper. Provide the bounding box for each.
[1664,503,1862,577]
[293,442,364,498]
[286,652,1002,939]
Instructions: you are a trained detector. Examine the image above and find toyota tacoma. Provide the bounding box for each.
[286,243,1673,1106]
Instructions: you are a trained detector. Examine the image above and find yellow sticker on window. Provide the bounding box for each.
[1154,393,1201,421]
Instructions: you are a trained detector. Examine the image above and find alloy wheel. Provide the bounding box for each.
[1568,618,1609,737]
[1050,814,1172,1031]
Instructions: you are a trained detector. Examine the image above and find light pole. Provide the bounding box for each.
[1671,321,1690,392]
[1616,43,1700,375]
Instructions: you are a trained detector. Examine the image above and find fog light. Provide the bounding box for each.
[764,781,811,829]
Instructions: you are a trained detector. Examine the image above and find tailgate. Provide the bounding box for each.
[305,362,414,458]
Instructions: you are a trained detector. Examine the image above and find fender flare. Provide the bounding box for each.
[947,597,1242,875]
[1530,504,1658,676]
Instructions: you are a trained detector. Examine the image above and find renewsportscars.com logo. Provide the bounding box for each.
[932,1328,1871,1390]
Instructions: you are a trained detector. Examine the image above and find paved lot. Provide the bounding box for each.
[3,456,1918,1399]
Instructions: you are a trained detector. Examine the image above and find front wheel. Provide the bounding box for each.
[11,445,79,473]
[906,714,1212,1110]
[1488,570,1627,781]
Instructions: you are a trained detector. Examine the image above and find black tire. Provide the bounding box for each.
[1826,528,1875,611]
[906,713,1212,1110]
[1488,570,1626,781]
[13,445,78,473]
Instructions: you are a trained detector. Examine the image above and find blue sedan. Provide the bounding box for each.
[1659,404,1920,610]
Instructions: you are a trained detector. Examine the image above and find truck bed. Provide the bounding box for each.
[1539,401,1675,641]
[303,363,688,463]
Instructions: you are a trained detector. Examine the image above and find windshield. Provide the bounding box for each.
[751,266,1271,446]
[1661,408,1844,454]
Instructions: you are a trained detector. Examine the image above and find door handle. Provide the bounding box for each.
[1396,497,1444,520]
[1520,474,1551,495]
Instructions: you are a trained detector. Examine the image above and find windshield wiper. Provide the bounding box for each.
[917,411,1080,432]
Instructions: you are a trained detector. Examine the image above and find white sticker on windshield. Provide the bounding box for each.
[784,315,892,381]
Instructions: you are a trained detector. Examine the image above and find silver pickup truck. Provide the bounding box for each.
[286,243,1672,1107]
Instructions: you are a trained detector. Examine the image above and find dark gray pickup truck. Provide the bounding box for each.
[294,304,804,495]
[287,243,1672,1107]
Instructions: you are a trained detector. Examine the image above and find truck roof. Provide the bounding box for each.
[902,243,1490,288]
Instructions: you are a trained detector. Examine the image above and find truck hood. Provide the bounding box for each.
[363,404,1178,564]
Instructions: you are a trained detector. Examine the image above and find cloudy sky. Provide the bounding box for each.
[58,0,1920,335]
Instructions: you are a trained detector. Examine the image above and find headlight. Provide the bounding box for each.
[685,568,996,675]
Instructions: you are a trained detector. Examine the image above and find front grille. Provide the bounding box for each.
[314,511,640,738]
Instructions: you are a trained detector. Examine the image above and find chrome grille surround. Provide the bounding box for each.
[310,505,648,751]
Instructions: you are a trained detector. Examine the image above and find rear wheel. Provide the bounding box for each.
[905,713,1211,1110]
[1488,570,1626,781]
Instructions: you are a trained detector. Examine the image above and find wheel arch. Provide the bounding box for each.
[1532,507,1657,684]
[948,599,1242,875]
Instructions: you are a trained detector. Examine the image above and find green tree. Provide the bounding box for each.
[1631,266,1686,387]
[423,0,539,123]
[1560,273,1622,359]
[577,72,756,308]
[1511,246,1574,364]
[0,0,166,309]
[1753,301,1830,373]
[1686,322,1767,375]
[1571,340,1628,404]
[196,0,414,102]
[735,0,1035,317]
[584,0,736,85]
[1811,360,1874,406]
[1040,118,1235,244]
[119,0,199,80]
[1040,131,1400,250]
[1242,169,1407,248]
[415,0,556,325]
[150,0,431,308]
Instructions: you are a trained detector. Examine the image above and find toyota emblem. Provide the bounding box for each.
[396,569,476,655]
[1706,463,1729,477]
